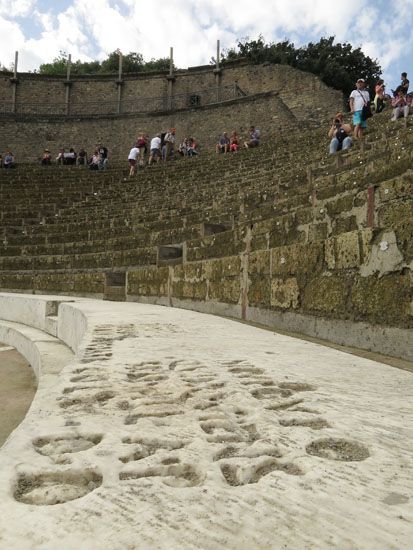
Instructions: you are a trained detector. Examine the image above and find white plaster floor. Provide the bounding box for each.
[0,301,412,549]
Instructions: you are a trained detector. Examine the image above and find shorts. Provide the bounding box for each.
[353,110,367,128]
[150,148,161,157]
[128,159,136,166]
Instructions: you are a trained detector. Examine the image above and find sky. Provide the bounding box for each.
[0,0,412,91]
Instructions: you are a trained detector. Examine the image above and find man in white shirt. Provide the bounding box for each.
[148,134,162,165]
[128,145,140,176]
[349,79,370,139]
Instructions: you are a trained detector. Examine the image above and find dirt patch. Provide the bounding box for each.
[0,345,36,447]
[306,438,370,461]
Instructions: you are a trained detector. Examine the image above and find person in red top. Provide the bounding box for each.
[230,131,239,152]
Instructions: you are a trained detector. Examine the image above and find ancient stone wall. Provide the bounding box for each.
[0,63,342,161]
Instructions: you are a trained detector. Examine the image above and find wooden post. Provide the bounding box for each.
[64,54,72,115]
[214,39,221,102]
[117,51,123,114]
[10,51,18,114]
[166,47,175,111]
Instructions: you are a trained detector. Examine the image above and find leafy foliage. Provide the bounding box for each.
[38,49,172,75]
[222,36,382,97]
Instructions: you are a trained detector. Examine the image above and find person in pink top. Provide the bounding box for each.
[374,79,385,113]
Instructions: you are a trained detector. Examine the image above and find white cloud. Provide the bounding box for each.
[0,0,410,88]
[0,0,35,17]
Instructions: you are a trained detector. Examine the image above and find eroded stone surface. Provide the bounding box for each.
[0,299,412,549]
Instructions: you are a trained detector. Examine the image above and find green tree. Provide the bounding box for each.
[222,36,381,97]
[37,50,171,75]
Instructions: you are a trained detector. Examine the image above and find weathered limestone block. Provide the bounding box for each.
[209,279,240,304]
[378,173,413,202]
[302,276,350,315]
[204,257,241,280]
[270,277,300,309]
[271,243,323,279]
[127,267,169,296]
[335,231,360,269]
[378,199,413,227]
[351,273,412,326]
[248,250,271,307]
[34,273,74,293]
[360,230,404,277]
[0,273,35,290]
[73,272,105,294]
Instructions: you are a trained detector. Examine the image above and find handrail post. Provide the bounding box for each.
[64,53,72,115]
[116,51,123,114]
[166,47,175,111]
[10,51,19,114]
[213,40,222,102]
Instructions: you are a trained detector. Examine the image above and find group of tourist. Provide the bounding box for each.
[127,129,201,175]
[329,72,411,154]
[37,145,109,169]
[216,126,260,154]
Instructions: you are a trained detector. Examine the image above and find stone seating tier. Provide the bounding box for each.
[0,111,412,360]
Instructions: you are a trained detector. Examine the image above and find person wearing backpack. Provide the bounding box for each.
[349,79,370,139]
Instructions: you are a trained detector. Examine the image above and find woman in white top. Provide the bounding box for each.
[128,146,140,176]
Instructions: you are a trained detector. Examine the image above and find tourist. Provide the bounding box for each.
[136,134,146,166]
[187,138,198,157]
[229,131,239,152]
[374,79,385,113]
[77,148,87,166]
[41,149,52,165]
[163,128,176,161]
[244,126,260,148]
[349,79,370,139]
[128,144,140,176]
[148,134,162,165]
[3,151,15,168]
[64,148,77,165]
[178,138,189,156]
[391,90,411,121]
[56,148,65,165]
[328,113,352,154]
[89,150,100,170]
[216,132,230,153]
[393,72,409,97]
[97,144,109,169]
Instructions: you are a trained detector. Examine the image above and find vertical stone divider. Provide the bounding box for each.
[167,47,175,111]
[307,167,316,207]
[116,52,123,115]
[367,186,375,228]
[168,265,174,306]
[64,54,72,116]
[241,226,252,321]
[10,51,18,114]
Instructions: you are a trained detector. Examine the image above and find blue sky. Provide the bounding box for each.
[0,0,412,92]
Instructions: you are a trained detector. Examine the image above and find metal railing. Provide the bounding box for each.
[0,84,246,117]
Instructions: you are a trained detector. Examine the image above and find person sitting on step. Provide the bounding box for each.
[328,113,352,154]
[229,131,239,152]
[77,148,87,166]
[187,137,198,157]
[3,150,15,168]
[216,132,230,153]
[391,90,411,121]
[41,149,52,165]
[244,125,260,148]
